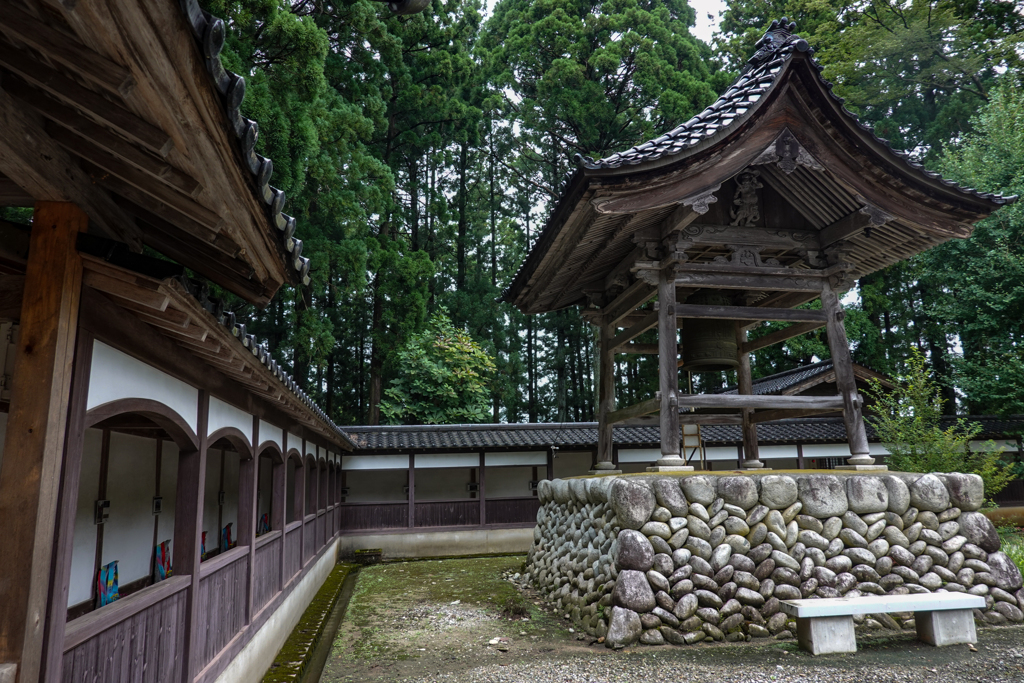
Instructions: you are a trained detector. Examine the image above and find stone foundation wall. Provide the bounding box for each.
[527,473,1024,649]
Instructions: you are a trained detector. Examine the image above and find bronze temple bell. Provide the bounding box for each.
[681,291,739,371]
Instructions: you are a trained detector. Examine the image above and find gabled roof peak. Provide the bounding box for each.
[742,17,811,75]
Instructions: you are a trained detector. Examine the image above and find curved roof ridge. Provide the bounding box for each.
[575,18,1015,207]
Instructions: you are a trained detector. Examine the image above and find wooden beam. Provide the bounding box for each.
[0,85,142,248]
[607,397,660,425]
[50,125,221,232]
[675,303,827,324]
[670,224,819,249]
[2,76,200,197]
[601,280,656,327]
[0,39,171,156]
[742,321,826,353]
[610,310,658,350]
[676,394,845,411]
[750,407,841,423]
[0,3,134,98]
[679,413,744,425]
[819,209,872,248]
[614,343,686,355]
[0,175,32,206]
[0,202,85,682]
[674,271,828,292]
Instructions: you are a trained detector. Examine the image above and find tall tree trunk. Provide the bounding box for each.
[409,156,420,251]
[489,123,497,288]
[368,281,384,425]
[457,140,469,290]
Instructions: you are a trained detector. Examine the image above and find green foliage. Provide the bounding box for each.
[380,309,497,424]
[998,530,1024,576]
[867,349,1018,499]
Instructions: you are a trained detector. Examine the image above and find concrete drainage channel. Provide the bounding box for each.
[262,562,362,683]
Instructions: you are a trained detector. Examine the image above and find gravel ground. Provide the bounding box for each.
[404,626,1024,683]
[320,556,1024,683]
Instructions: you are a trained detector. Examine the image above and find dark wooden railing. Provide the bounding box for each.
[284,521,301,579]
[195,546,249,670]
[61,575,190,683]
[253,531,282,614]
[486,497,541,524]
[338,502,409,531]
[415,499,480,527]
[317,510,326,548]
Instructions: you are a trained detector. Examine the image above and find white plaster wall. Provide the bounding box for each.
[222,452,240,542]
[259,420,281,451]
[257,457,273,523]
[213,539,339,683]
[203,450,222,552]
[343,454,409,470]
[416,453,479,468]
[87,342,199,433]
[484,466,534,498]
[208,397,253,445]
[156,440,179,558]
[287,432,302,454]
[68,428,102,607]
[344,469,407,502]
[103,432,157,588]
[553,451,591,479]
[619,448,660,464]
[485,451,546,467]
[416,467,473,500]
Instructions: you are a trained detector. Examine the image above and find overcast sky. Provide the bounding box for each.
[690,0,726,43]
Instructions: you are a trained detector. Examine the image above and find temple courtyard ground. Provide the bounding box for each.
[318,555,1024,683]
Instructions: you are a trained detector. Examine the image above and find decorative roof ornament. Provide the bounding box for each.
[741,17,810,75]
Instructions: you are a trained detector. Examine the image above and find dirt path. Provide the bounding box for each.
[319,555,1024,683]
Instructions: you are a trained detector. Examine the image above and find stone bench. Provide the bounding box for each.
[780,593,986,655]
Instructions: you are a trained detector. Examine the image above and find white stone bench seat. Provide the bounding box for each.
[780,593,986,655]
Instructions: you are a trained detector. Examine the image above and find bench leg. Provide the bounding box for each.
[916,609,977,646]
[796,616,857,655]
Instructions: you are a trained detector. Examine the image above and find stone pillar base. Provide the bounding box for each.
[835,465,889,471]
[796,615,857,655]
[588,469,622,475]
[740,460,767,470]
[646,465,694,472]
[916,609,977,646]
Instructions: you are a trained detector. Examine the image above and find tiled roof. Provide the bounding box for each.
[719,359,835,396]
[346,415,1024,452]
[576,18,1013,207]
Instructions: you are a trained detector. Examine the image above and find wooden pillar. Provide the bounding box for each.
[545,447,554,481]
[820,286,875,467]
[299,440,308,563]
[407,453,415,528]
[241,417,259,622]
[478,451,486,527]
[595,322,616,470]
[42,330,93,683]
[796,443,805,470]
[735,323,764,469]
[275,429,286,590]
[0,202,85,683]
[654,267,685,468]
[182,390,210,683]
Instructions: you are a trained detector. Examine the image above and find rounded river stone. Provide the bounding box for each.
[653,477,689,517]
[909,474,950,513]
[760,475,798,509]
[798,476,848,518]
[614,529,655,571]
[959,511,1000,553]
[610,479,657,530]
[612,570,656,612]
[718,476,758,510]
[605,606,641,649]
[943,473,984,512]
[988,552,1024,590]
[681,476,717,506]
[847,477,889,514]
